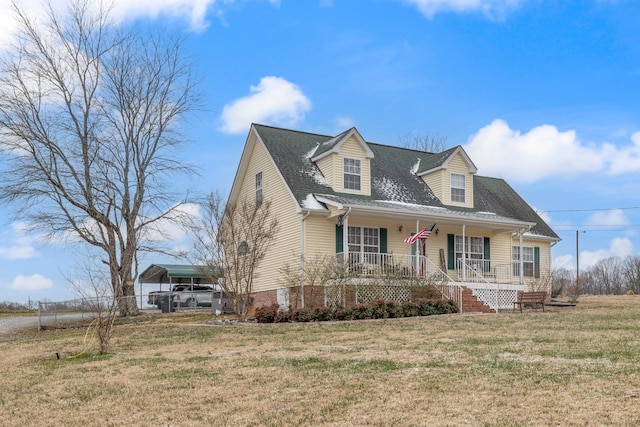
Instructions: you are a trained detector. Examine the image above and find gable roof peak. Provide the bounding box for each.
[311,127,374,161]
[416,145,477,176]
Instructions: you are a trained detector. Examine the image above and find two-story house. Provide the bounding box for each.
[228,124,560,313]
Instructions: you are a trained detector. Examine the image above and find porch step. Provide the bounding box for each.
[461,287,494,314]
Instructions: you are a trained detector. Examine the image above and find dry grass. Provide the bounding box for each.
[2,296,640,426]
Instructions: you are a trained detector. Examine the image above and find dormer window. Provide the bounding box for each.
[343,158,361,191]
[451,173,465,203]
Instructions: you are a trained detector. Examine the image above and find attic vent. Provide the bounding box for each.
[410,158,421,174]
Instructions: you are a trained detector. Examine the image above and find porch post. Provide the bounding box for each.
[343,213,349,267]
[462,224,466,281]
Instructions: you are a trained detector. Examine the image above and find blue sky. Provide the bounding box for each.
[1,0,639,303]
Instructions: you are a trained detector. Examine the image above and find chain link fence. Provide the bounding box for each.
[36,290,235,330]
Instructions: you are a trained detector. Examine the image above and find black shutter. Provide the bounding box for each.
[447,234,455,270]
[380,228,387,253]
[336,225,343,253]
[534,246,540,278]
[484,237,491,272]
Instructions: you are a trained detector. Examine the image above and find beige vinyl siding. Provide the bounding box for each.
[315,155,334,189]
[490,232,515,277]
[303,215,338,257]
[445,154,474,208]
[236,138,301,293]
[422,170,444,203]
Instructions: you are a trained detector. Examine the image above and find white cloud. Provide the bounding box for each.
[142,203,201,243]
[0,222,40,260]
[335,116,356,130]
[585,209,630,228]
[400,0,524,18]
[553,253,573,270]
[218,76,312,134]
[110,0,218,32]
[605,131,640,174]
[554,236,635,271]
[465,119,603,183]
[464,119,640,183]
[9,274,53,291]
[581,237,634,269]
[0,0,237,47]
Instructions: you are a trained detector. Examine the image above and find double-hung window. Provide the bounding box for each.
[343,158,361,191]
[455,235,484,263]
[451,173,465,203]
[348,226,379,264]
[512,246,534,277]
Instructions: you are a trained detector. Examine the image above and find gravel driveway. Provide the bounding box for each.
[0,313,90,339]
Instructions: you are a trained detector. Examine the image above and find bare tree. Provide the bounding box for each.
[189,192,279,321]
[622,256,640,295]
[552,267,574,299]
[591,257,625,295]
[0,1,199,316]
[69,260,119,354]
[280,253,349,311]
[399,130,448,153]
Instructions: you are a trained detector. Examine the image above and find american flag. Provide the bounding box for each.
[404,223,436,244]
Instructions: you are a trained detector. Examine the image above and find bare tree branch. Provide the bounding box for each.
[188,192,279,321]
[0,0,200,316]
[399,130,448,153]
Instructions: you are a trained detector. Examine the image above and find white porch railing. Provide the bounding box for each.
[336,252,441,278]
[334,252,465,312]
[455,259,533,285]
[331,253,531,312]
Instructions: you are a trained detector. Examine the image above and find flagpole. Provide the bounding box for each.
[415,220,419,274]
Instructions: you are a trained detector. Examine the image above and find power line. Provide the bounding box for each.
[553,224,640,229]
[537,206,640,213]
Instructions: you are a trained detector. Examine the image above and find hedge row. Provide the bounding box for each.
[254,299,458,323]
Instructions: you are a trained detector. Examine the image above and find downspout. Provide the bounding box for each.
[300,210,311,308]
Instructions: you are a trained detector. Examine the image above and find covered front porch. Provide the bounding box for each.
[333,251,525,312]
[336,251,530,285]
[302,197,554,314]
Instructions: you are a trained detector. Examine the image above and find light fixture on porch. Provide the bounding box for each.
[435,228,439,236]
[337,214,344,226]
[398,225,403,233]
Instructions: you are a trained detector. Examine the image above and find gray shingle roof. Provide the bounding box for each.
[253,124,558,240]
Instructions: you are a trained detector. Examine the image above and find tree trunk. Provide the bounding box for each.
[118,280,139,317]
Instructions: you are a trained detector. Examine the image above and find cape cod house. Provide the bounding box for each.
[228,124,560,313]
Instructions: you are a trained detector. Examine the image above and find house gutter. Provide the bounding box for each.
[300,210,311,308]
[336,203,534,230]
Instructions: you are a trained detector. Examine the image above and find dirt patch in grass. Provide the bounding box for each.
[2,296,640,426]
